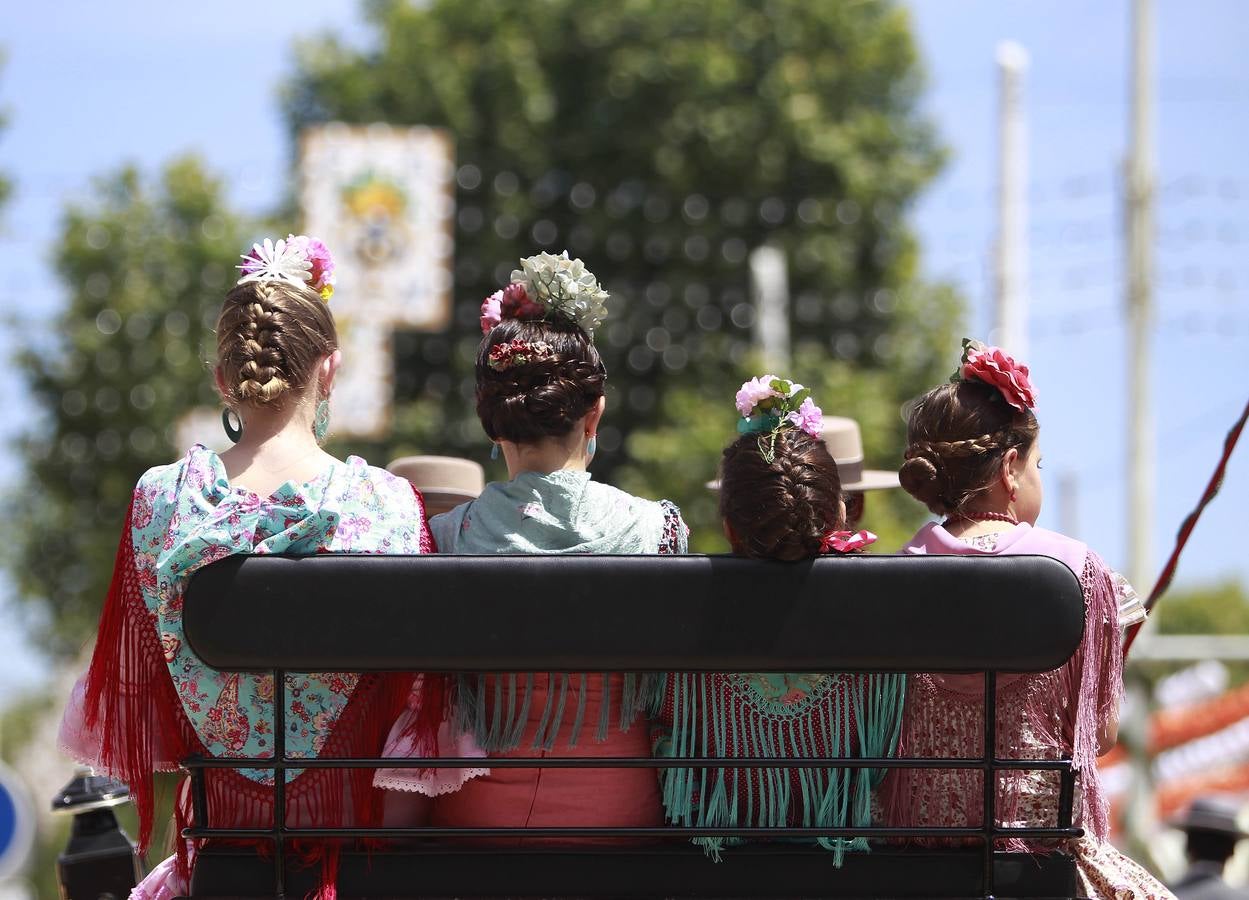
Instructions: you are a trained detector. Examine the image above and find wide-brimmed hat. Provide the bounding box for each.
[706,415,900,492]
[1170,797,1249,838]
[387,456,485,508]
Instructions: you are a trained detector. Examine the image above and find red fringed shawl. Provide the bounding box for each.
[79,487,432,895]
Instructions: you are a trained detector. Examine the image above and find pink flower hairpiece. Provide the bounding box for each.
[819,529,877,554]
[238,234,336,301]
[952,338,1037,412]
[734,375,824,464]
[487,338,555,372]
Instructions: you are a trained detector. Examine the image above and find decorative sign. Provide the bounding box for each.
[0,761,34,879]
[300,123,456,437]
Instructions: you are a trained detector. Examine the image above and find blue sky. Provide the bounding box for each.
[0,1,1245,694]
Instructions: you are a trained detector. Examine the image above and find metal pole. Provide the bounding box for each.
[994,41,1029,357]
[749,245,790,373]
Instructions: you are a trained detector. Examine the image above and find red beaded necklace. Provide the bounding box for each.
[946,510,1019,526]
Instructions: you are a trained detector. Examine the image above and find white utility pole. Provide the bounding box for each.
[1125,0,1155,598]
[750,245,791,373]
[994,41,1030,358]
[1123,0,1158,875]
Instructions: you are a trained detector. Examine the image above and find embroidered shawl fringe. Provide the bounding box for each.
[656,673,906,862]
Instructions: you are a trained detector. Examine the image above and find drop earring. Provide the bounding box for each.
[586,434,597,461]
[490,442,500,461]
[313,398,331,444]
[222,408,243,443]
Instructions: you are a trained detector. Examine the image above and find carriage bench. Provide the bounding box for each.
[179,552,1088,899]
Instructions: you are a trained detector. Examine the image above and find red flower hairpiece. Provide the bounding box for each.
[954,338,1037,412]
[487,338,555,372]
[819,529,877,554]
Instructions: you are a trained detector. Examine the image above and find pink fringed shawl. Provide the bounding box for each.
[882,523,1122,848]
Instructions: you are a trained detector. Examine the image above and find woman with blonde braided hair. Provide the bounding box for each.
[59,236,435,898]
[378,251,688,838]
[884,340,1168,900]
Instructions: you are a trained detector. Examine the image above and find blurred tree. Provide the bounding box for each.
[287,0,962,544]
[0,52,11,212]
[1152,580,1249,636]
[4,158,248,654]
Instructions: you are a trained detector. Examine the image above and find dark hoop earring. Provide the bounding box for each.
[222,408,243,443]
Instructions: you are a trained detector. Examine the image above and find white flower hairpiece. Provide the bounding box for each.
[238,235,336,302]
[509,250,611,337]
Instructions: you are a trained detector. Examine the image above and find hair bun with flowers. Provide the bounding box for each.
[480,250,610,338]
[950,338,1037,412]
[734,375,824,463]
[238,234,336,301]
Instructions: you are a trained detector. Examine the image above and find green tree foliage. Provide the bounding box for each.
[5,158,248,654]
[1153,580,1249,636]
[287,0,961,546]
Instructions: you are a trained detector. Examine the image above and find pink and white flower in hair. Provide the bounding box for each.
[734,375,823,440]
[786,396,824,438]
[480,291,503,334]
[735,374,781,417]
[957,338,1037,411]
[238,234,337,301]
[479,279,567,334]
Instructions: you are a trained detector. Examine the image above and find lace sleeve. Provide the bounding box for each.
[657,500,689,555]
[1110,569,1147,628]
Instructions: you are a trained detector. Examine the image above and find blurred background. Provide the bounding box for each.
[0,0,1246,894]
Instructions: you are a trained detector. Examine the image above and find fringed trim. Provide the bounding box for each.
[655,673,906,862]
[451,672,663,752]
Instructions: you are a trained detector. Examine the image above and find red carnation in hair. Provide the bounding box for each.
[960,341,1037,412]
[500,282,545,321]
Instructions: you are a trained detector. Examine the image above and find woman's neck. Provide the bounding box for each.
[218,402,334,493]
[502,437,588,479]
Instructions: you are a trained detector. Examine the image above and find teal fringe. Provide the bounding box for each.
[453,672,664,753]
[656,673,907,863]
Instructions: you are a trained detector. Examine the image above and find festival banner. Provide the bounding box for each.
[299,123,455,437]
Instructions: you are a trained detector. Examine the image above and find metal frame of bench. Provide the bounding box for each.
[179,553,1088,899]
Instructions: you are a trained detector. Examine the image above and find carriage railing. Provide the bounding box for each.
[179,553,1088,899]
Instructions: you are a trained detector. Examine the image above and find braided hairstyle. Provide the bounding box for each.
[899,379,1039,516]
[475,317,606,443]
[215,280,338,408]
[720,429,844,562]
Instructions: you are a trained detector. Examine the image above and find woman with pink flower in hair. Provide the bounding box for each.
[58,235,435,897]
[883,340,1168,899]
[652,377,906,861]
[377,251,688,840]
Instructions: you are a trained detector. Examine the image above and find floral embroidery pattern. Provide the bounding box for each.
[131,445,428,782]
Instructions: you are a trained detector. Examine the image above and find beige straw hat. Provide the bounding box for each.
[387,456,485,511]
[706,415,899,492]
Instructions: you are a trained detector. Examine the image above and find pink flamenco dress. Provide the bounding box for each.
[376,469,688,842]
[881,522,1174,900]
[57,445,434,899]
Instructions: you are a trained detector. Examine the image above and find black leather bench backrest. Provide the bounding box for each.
[183,553,1084,673]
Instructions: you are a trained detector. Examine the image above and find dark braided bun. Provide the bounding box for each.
[720,430,843,562]
[475,317,606,443]
[901,379,1039,515]
[216,280,337,408]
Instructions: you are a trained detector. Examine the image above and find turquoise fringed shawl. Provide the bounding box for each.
[654,671,907,861]
[430,469,686,751]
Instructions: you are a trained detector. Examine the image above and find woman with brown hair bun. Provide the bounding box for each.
[654,376,905,861]
[884,340,1168,900]
[378,251,688,838]
[58,236,434,898]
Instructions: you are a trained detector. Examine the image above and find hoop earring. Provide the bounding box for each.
[313,399,331,444]
[490,442,500,461]
[586,434,597,461]
[222,408,243,444]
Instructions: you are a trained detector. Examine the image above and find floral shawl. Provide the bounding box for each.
[67,445,433,870]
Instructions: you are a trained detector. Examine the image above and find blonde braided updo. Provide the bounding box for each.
[215,279,338,408]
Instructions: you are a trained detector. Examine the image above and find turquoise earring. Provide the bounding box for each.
[313,399,331,444]
[490,442,500,461]
[222,408,243,443]
[586,434,597,460]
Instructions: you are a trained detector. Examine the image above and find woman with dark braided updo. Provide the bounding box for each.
[58,236,434,897]
[884,339,1168,900]
[377,251,688,838]
[653,376,905,861]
